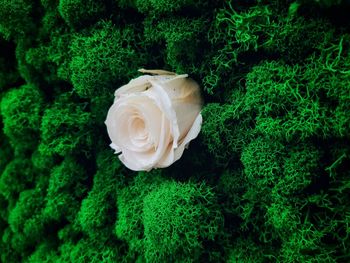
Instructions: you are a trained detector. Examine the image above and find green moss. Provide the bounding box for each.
[44,156,88,222]
[241,138,285,188]
[201,99,252,165]
[77,150,123,238]
[115,171,165,253]
[144,17,209,74]
[15,38,41,84]
[70,21,145,98]
[0,159,36,202]
[26,28,73,83]
[39,92,93,156]
[58,0,107,29]
[0,227,21,262]
[28,241,59,263]
[279,222,334,262]
[8,185,47,252]
[227,237,266,263]
[1,0,350,261]
[59,237,123,263]
[273,143,321,196]
[136,0,201,14]
[265,197,300,236]
[0,84,44,153]
[143,180,223,262]
[217,168,246,215]
[0,0,34,40]
[245,60,332,140]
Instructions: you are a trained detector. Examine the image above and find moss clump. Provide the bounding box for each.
[0,0,34,40]
[0,84,44,153]
[143,180,223,262]
[7,182,48,254]
[144,17,209,74]
[273,144,321,196]
[201,99,252,165]
[1,0,350,261]
[58,0,107,29]
[241,138,285,188]
[44,157,88,222]
[136,0,202,14]
[227,237,266,263]
[0,159,36,202]
[77,150,123,238]
[115,171,165,254]
[39,93,93,156]
[70,21,146,98]
[59,237,123,263]
[27,241,59,263]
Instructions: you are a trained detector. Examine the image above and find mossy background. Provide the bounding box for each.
[1,0,350,262]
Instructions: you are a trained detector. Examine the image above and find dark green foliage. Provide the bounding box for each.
[0,84,44,153]
[1,0,350,261]
[70,21,146,98]
[143,180,223,262]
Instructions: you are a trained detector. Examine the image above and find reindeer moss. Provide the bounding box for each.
[1,0,350,262]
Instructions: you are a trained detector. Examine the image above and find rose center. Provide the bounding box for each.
[129,116,150,148]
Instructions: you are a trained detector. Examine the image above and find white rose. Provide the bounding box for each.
[105,69,203,171]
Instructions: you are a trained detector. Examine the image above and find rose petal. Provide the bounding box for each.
[110,142,121,153]
[105,94,163,153]
[138,68,176,75]
[119,113,172,171]
[147,80,181,148]
[156,143,174,168]
[173,113,203,162]
[114,75,153,99]
[160,76,202,139]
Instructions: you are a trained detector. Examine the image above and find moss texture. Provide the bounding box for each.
[1,0,350,262]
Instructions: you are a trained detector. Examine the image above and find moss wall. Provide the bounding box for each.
[0,0,350,262]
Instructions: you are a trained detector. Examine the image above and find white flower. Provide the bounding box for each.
[105,69,203,171]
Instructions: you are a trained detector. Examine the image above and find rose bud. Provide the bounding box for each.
[105,69,203,171]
